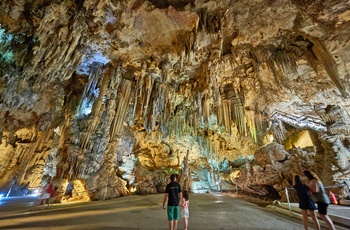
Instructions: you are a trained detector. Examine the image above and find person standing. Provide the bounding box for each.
[293,175,320,230]
[64,180,75,199]
[163,174,182,230]
[37,178,53,209]
[48,186,58,206]
[303,170,336,230]
[181,190,190,230]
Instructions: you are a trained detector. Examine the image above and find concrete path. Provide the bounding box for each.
[0,193,324,230]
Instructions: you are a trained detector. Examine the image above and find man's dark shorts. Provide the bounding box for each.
[317,202,329,215]
[167,206,179,221]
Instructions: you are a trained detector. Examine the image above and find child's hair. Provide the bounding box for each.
[183,190,189,201]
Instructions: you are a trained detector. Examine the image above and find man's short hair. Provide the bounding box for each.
[170,174,177,181]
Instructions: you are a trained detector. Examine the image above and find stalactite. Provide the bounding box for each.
[271,120,286,143]
[273,49,298,75]
[143,76,155,130]
[168,119,173,138]
[311,39,348,98]
[131,83,138,125]
[180,114,185,137]
[19,129,52,183]
[152,84,165,132]
[266,59,283,88]
[77,65,102,114]
[197,134,203,155]
[206,136,209,157]
[110,79,133,140]
[80,65,110,151]
[222,100,231,133]
[198,92,203,123]
[37,128,54,152]
[234,103,246,135]
[151,102,157,132]
[246,110,257,142]
[197,9,222,33]
[139,75,145,118]
[211,73,220,106]
[193,111,198,138]
[217,99,223,126]
[202,94,210,124]
[228,102,233,134]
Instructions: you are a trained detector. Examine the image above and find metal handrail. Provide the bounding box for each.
[283,183,347,217]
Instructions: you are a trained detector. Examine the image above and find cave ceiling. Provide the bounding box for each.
[0,0,350,199]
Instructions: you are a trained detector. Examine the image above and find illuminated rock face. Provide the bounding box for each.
[0,1,349,200]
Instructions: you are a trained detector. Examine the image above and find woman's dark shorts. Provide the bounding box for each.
[317,202,329,215]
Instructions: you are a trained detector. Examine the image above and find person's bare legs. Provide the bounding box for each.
[319,214,335,230]
[168,220,174,230]
[183,218,188,230]
[40,199,46,209]
[308,210,320,230]
[301,209,309,230]
[173,220,178,230]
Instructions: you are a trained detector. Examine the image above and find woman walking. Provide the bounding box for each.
[303,170,336,230]
[293,175,320,230]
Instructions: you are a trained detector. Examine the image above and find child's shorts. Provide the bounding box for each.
[182,208,189,218]
[41,193,50,199]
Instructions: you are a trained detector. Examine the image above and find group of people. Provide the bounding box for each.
[163,170,337,230]
[163,174,190,230]
[37,178,57,209]
[293,170,336,230]
[35,171,336,230]
[37,178,75,209]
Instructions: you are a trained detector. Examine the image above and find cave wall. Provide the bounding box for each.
[0,0,349,200]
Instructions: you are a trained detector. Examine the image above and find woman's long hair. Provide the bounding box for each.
[303,170,320,180]
[293,175,303,186]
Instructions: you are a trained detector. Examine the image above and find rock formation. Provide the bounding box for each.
[0,0,349,201]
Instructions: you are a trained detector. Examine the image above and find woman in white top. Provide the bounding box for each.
[303,170,335,230]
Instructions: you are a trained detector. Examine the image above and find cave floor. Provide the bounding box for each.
[0,192,348,230]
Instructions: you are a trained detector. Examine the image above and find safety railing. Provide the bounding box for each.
[270,109,327,132]
[283,182,348,217]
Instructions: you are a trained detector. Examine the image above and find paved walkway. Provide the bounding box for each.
[0,193,342,230]
[287,202,350,220]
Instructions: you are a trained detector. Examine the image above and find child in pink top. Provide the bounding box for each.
[181,190,190,230]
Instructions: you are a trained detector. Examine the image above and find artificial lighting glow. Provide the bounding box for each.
[80,100,93,116]
[32,189,40,196]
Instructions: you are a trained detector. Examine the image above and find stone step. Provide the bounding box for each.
[267,202,350,230]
